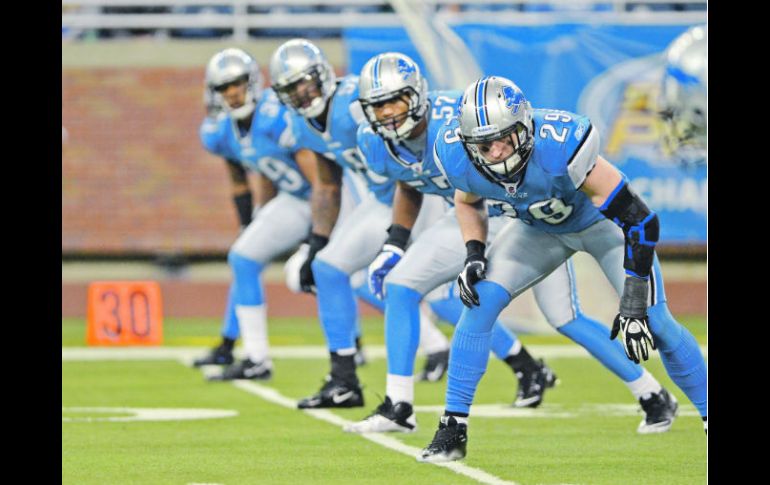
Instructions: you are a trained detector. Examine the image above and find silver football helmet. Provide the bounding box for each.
[358,52,429,140]
[659,24,707,166]
[458,76,534,182]
[205,48,264,120]
[269,39,336,119]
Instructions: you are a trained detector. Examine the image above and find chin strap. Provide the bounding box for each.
[230,100,256,120]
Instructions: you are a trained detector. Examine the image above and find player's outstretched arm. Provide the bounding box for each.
[454,189,488,307]
[307,151,343,238]
[225,158,254,230]
[454,190,487,244]
[581,155,658,363]
[393,181,423,230]
[294,149,341,293]
[367,182,423,300]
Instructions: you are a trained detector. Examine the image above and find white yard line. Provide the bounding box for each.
[61,344,707,362]
[232,380,518,485]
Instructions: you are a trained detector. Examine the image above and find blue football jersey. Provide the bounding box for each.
[357,90,461,206]
[286,74,395,205]
[433,108,605,233]
[199,89,311,200]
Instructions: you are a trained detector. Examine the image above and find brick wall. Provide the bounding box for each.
[63,67,244,254]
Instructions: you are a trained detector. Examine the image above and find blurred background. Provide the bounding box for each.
[61,0,707,334]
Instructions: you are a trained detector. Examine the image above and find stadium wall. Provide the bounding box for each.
[62,39,346,255]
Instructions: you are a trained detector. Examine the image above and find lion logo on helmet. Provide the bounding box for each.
[502,85,525,114]
[397,58,417,80]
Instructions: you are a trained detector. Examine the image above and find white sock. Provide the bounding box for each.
[506,339,522,357]
[625,368,663,400]
[235,305,270,364]
[336,347,357,356]
[418,305,450,355]
[442,415,468,426]
[386,374,414,404]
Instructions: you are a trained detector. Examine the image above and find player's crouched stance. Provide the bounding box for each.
[419,77,706,462]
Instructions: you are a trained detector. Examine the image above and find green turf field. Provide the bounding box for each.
[62,316,707,484]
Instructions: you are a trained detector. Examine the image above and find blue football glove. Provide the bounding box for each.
[367,244,404,300]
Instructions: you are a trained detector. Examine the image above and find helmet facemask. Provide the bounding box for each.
[461,121,534,183]
[205,48,264,122]
[361,86,426,140]
[273,65,332,119]
[212,74,257,120]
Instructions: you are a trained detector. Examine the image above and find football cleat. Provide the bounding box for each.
[417,415,468,463]
[702,416,707,435]
[417,350,450,382]
[297,376,365,409]
[192,343,234,367]
[513,359,557,408]
[344,396,416,433]
[207,358,272,381]
[637,388,678,434]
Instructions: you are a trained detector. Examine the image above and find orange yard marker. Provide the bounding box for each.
[86,281,163,346]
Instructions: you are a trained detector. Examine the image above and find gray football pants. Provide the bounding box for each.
[386,209,586,328]
[315,192,448,274]
[486,218,666,307]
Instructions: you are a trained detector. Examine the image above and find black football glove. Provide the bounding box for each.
[299,233,329,294]
[457,240,487,308]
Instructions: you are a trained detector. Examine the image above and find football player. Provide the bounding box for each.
[419,76,708,462]
[196,48,316,380]
[347,53,672,435]
[269,39,452,408]
[192,58,276,369]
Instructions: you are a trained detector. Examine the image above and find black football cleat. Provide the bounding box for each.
[637,388,678,434]
[344,396,417,433]
[207,358,272,381]
[417,350,450,382]
[297,376,364,409]
[513,359,557,408]
[193,343,234,367]
[417,415,468,463]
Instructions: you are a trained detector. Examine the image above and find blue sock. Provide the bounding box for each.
[648,302,708,417]
[384,283,422,376]
[428,293,518,360]
[446,281,511,414]
[228,252,265,305]
[312,260,357,352]
[220,284,240,340]
[354,280,385,313]
[428,294,463,323]
[490,324,518,361]
[558,314,643,382]
[352,280,381,345]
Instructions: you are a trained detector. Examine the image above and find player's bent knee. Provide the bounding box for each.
[475,281,512,310]
[228,251,263,277]
[647,302,683,344]
[384,283,422,305]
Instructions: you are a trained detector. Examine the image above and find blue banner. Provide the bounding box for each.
[344,22,707,244]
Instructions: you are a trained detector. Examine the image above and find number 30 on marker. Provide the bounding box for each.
[86,281,164,346]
